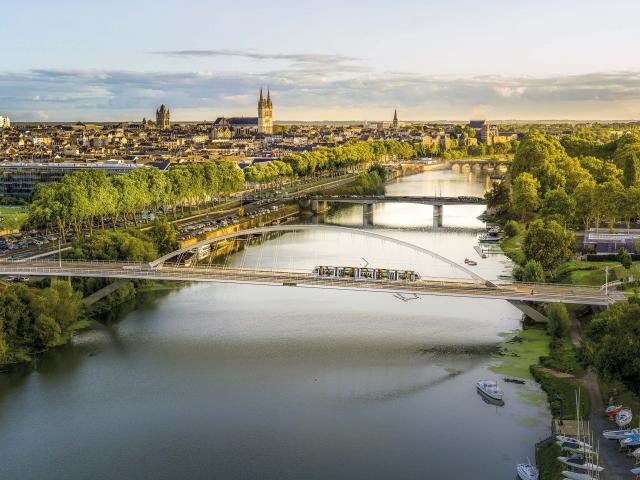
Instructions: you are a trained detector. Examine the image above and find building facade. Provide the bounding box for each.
[0,116,10,128]
[212,88,274,137]
[156,105,170,130]
[258,88,273,134]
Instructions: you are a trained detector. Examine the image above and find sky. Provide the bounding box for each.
[1,0,640,122]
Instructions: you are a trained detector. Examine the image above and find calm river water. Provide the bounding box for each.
[0,170,550,479]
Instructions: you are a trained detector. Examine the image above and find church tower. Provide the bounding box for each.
[258,87,273,134]
[156,104,170,130]
[392,109,399,129]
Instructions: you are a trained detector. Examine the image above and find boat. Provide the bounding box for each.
[516,462,538,480]
[605,404,624,417]
[632,447,640,458]
[464,258,478,266]
[557,456,604,472]
[603,427,639,440]
[561,471,593,480]
[504,377,526,384]
[557,440,594,454]
[556,435,592,450]
[476,380,504,402]
[620,434,640,447]
[632,466,640,475]
[616,408,633,427]
[478,234,500,243]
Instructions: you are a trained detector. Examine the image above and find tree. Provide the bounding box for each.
[511,132,567,179]
[485,181,511,215]
[541,188,576,223]
[504,220,521,237]
[596,180,624,231]
[583,303,640,388]
[572,180,597,230]
[521,260,545,283]
[545,303,570,338]
[512,173,540,221]
[522,219,575,271]
[618,248,633,271]
[148,216,179,255]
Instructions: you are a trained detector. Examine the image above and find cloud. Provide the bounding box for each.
[1,68,640,121]
[152,49,360,65]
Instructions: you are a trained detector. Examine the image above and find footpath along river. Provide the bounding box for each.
[0,169,551,479]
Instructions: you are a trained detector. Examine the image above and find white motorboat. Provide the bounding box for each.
[557,456,604,472]
[476,380,504,401]
[562,471,593,480]
[516,462,538,480]
[616,408,633,427]
[603,427,640,440]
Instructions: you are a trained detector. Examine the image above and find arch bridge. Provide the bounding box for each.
[0,225,623,307]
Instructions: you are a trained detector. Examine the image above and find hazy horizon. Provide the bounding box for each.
[2,0,640,122]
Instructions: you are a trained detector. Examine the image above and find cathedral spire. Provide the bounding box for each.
[267,88,272,106]
[259,87,264,103]
[393,109,398,128]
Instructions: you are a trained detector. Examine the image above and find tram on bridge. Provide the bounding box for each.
[313,266,421,282]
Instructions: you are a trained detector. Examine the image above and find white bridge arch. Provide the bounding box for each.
[149,224,489,283]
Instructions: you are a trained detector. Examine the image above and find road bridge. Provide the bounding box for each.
[0,225,624,307]
[298,195,487,226]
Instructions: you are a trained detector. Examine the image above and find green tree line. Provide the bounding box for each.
[28,160,244,236]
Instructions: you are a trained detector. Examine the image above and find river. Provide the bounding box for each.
[0,169,550,479]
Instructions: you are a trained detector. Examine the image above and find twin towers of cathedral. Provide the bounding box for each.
[258,87,273,134]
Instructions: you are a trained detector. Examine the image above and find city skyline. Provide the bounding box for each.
[2,0,640,121]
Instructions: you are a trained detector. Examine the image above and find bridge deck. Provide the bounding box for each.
[0,261,623,306]
[305,195,487,205]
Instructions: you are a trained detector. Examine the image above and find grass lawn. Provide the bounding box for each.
[0,205,27,231]
[554,260,638,287]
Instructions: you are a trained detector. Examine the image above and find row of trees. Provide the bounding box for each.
[282,140,419,177]
[28,160,244,237]
[243,160,293,185]
[28,140,423,236]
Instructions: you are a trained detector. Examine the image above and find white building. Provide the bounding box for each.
[0,116,10,128]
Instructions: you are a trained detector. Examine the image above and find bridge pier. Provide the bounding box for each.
[363,203,374,226]
[433,204,443,228]
[311,199,328,214]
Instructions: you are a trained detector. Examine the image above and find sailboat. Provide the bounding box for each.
[559,391,604,478]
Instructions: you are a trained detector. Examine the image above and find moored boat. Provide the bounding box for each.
[605,404,624,417]
[616,408,633,427]
[557,440,594,454]
[620,434,640,448]
[476,380,504,402]
[603,427,639,440]
[557,456,604,472]
[478,234,500,243]
[516,462,538,480]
